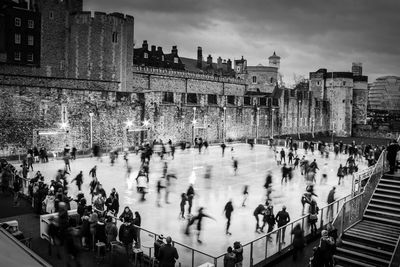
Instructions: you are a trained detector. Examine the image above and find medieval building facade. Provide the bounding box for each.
[0,0,367,151]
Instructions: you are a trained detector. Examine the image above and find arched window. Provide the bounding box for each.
[252,76,257,83]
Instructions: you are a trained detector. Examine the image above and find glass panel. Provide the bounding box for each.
[252,236,267,265]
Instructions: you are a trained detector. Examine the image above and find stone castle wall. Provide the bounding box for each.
[0,70,331,150]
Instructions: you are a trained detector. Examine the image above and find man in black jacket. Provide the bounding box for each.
[158,236,178,267]
[387,139,400,174]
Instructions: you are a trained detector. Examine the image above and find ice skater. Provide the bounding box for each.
[186,184,195,215]
[221,143,226,157]
[224,200,234,235]
[89,165,97,178]
[264,171,273,201]
[280,148,286,163]
[233,157,238,176]
[179,193,187,219]
[242,185,249,207]
[254,203,266,233]
[71,171,83,191]
[136,169,149,201]
[185,207,215,243]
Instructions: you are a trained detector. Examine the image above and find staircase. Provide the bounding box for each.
[334,172,400,267]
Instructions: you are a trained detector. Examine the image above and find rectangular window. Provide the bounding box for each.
[163,92,174,103]
[208,94,217,105]
[49,11,54,19]
[28,20,34,29]
[187,93,197,104]
[14,51,21,61]
[15,33,21,44]
[174,57,179,64]
[268,98,272,107]
[144,53,148,59]
[290,90,295,97]
[15,17,21,26]
[244,96,251,106]
[27,53,34,62]
[227,95,235,105]
[259,97,267,106]
[112,32,118,43]
[252,76,257,83]
[28,35,34,46]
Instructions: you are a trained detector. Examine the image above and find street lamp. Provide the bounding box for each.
[89,112,94,149]
[256,107,260,140]
[312,118,315,138]
[297,100,302,139]
[272,108,275,138]
[223,106,226,142]
[192,107,197,144]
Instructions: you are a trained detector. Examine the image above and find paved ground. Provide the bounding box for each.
[9,144,367,266]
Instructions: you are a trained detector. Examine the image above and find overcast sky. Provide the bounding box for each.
[85,0,399,86]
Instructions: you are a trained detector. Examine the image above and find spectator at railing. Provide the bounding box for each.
[233,241,243,267]
[291,223,305,261]
[158,236,179,267]
[387,139,400,174]
[223,246,236,267]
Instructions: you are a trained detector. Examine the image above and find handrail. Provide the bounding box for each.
[390,235,400,267]
[0,228,52,267]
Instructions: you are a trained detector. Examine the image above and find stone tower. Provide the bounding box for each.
[268,51,280,69]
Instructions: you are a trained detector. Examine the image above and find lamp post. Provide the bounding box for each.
[297,100,301,139]
[223,106,226,142]
[89,112,94,149]
[256,107,260,140]
[272,108,275,138]
[192,107,197,144]
[312,118,315,138]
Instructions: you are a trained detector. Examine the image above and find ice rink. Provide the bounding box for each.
[19,143,367,265]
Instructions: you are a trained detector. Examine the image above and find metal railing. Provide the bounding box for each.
[390,235,400,267]
[0,228,52,267]
[333,148,390,236]
[210,194,352,266]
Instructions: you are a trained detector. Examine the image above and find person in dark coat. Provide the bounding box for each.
[254,204,266,233]
[71,171,83,191]
[119,206,133,223]
[154,235,165,261]
[224,200,234,235]
[95,217,106,243]
[291,223,305,261]
[118,220,135,255]
[319,230,335,267]
[186,184,195,214]
[158,236,179,267]
[275,206,290,243]
[387,139,400,174]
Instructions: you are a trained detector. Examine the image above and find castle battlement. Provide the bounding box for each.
[71,10,134,25]
[133,65,246,85]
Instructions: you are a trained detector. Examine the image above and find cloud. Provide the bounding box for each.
[84,0,400,84]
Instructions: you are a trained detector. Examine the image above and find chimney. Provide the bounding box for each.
[151,45,156,52]
[197,46,202,69]
[352,62,362,76]
[171,45,178,55]
[217,57,222,69]
[227,59,232,71]
[207,54,213,65]
[157,46,163,52]
[142,40,148,50]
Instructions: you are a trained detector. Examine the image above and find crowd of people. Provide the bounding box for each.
[0,136,398,267]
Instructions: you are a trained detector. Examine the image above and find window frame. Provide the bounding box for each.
[187,93,197,104]
[28,35,34,46]
[14,51,21,61]
[112,32,118,43]
[15,17,21,27]
[207,94,218,105]
[227,95,235,105]
[259,97,267,106]
[27,53,34,62]
[28,20,34,29]
[15,33,21,44]
[244,96,251,106]
[162,92,174,104]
